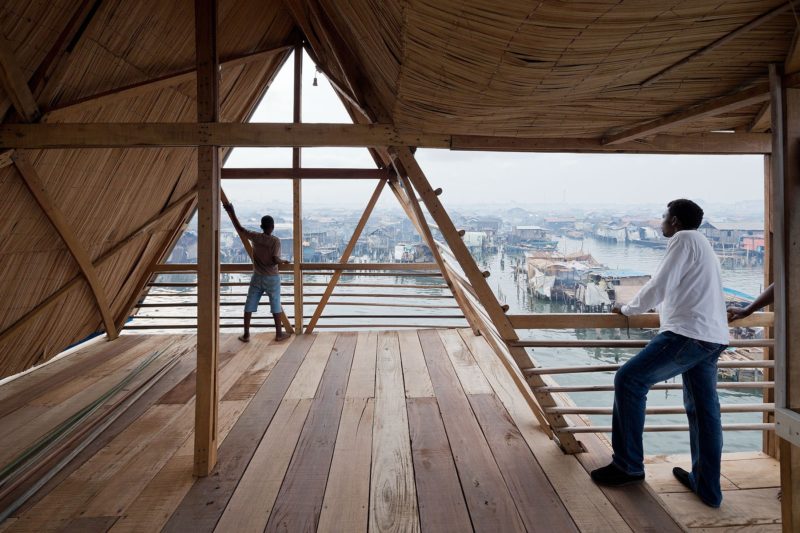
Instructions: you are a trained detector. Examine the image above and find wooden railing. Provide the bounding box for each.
[124,263,469,332]
[511,311,775,436]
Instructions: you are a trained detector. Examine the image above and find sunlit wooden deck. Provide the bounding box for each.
[0,331,780,532]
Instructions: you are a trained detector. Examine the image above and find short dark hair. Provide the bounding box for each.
[260,215,274,229]
[667,199,704,230]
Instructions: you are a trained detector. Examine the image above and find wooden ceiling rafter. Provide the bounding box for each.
[602,84,771,145]
[750,101,773,132]
[640,1,794,88]
[11,153,119,340]
[43,44,292,117]
[0,38,41,122]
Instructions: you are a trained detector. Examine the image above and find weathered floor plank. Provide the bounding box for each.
[346,331,377,399]
[407,397,472,533]
[458,328,633,533]
[213,398,312,533]
[418,329,524,532]
[370,331,420,533]
[468,393,578,532]
[266,332,357,531]
[318,397,375,533]
[398,330,434,398]
[163,333,316,532]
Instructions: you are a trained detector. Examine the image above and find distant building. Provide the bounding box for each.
[699,221,763,249]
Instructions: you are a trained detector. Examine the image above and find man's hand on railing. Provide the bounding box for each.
[610,304,623,315]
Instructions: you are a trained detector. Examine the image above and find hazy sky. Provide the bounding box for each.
[224,51,764,210]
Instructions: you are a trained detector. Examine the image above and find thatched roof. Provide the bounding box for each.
[0,0,794,376]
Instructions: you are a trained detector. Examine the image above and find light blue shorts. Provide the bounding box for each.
[244,274,281,314]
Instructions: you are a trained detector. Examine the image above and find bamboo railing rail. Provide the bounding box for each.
[511,311,776,438]
[124,272,467,332]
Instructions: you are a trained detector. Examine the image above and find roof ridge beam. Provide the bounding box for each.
[602,85,770,145]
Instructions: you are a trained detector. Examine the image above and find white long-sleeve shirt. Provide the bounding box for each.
[621,230,729,345]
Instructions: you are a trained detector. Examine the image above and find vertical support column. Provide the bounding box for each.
[773,63,800,529]
[764,154,776,457]
[292,43,303,333]
[193,0,220,477]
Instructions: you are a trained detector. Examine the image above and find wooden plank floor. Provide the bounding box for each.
[0,330,781,532]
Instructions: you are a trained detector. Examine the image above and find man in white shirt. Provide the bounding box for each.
[590,199,729,508]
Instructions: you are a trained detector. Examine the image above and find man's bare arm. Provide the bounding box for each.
[222,202,245,233]
[728,283,774,322]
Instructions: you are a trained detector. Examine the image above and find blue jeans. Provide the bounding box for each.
[612,330,727,506]
[244,274,281,314]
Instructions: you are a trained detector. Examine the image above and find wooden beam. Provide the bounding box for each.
[193,0,220,478]
[305,179,386,333]
[152,262,439,273]
[12,153,118,340]
[786,23,800,75]
[221,167,393,179]
[454,131,772,154]
[749,102,772,133]
[389,176,483,338]
[509,312,773,330]
[640,2,793,87]
[0,187,196,346]
[0,149,13,169]
[764,154,777,457]
[43,45,292,116]
[28,0,103,111]
[603,85,770,145]
[0,123,772,154]
[0,122,451,149]
[115,195,197,332]
[0,38,40,122]
[773,61,800,529]
[292,43,303,334]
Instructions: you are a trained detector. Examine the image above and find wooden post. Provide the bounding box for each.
[772,63,800,530]
[305,179,386,333]
[292,43,303,333]
[764,154,776,458]
[193,0,220,477]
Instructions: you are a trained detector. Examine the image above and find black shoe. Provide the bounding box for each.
[591,463,645,486]
[673,467,721,508]
[672,467,693,491]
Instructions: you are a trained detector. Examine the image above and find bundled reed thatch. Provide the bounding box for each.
[0,0,294,376]
[0,0,794,377]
